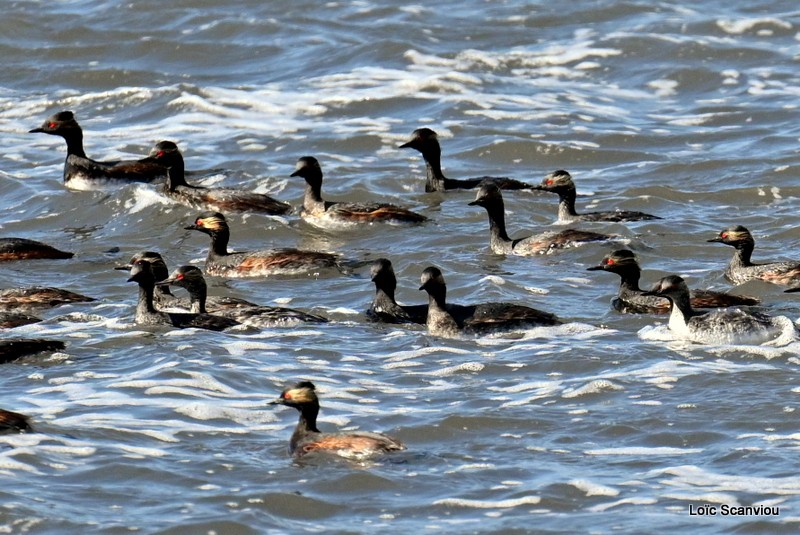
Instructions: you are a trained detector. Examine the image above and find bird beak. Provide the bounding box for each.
[785,287,800,293]
[707,237,723,243]
[114,264,132,271]
[467,200,480,206]
[29,127,44,133]
[398,140,413,149]
[155,277,176,286]
[586,265,605,271]
[289,170,301,177]
[184,224,199,231]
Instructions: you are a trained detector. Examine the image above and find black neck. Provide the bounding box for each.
[558,187,579,217]
[483,201,512,243]
[136,281,158,315]
[164,160,188,191]
[63,129,87,158]
[207,230,230,256]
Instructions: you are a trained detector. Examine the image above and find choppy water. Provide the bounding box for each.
[2,1,800,533]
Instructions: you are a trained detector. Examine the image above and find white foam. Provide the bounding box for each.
[433,496,541,508]
[586,447,703,456]
[568,479,620,497]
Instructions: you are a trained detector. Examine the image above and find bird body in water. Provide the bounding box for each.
[185,212,343,278]
[399,128,535,192]
[0,238,73,261]
[0,339,65,364]
[29,111,166,190]
[535,170,661,223]
[642,275,786,345]
[0,286,93,313]
[418,266,561,338]
[469,183,612,255]
[0,409,32,433]
[157,265,328,328]
[148,141,292,215]
[124,259,241,332]
[291,156,427,229]
[708,226,800,286]
[271,381,405,459]
[587,249,759,314]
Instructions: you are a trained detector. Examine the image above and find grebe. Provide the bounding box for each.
[0,238,73,261]
[708,225,800,286]
[271,381,405,459]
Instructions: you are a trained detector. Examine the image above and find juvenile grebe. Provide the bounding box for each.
[708,225,800,286]
[418,266,561,338]
[158,265,328,327]
[271,381,405,459]
[0,238,73,261]
[185,212,343,278]
[0,339,65,364]
[0,409,32,433]
[149,141,292,215]
[291,156,428,229]
[642,275,785,345]
[469,183,612,255]
[125,259,241,331]
[29,111,165,189]
[399,128,535,192]
[535,170,660,223]
[587,249,759,314]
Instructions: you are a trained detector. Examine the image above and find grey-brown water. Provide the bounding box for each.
[2,1,800,533]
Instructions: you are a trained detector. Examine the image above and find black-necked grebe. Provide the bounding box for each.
[0,312,41,329]
[29,111,165,190]
[271,381,406,459]
[158,265,328,327]
[469,183,612,255]
[708,225,800,286]
[0,339,65,364]
[291,156,427,229]
[149,141,292,215]
[587,249,759,314]
[0,238,73,261]
[185,212,342,278]
[642,275,786,345]
[125,259,240,331]
[368,258,428,324]
[0,409,32,433]
[0,286,93,313]
[535,170,660,223]
[418,266,561,338]
[115,251,257,311]
[399,128,535,192]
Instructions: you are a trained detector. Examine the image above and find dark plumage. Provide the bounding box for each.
[418,266,561,338]
[0,286,93,313]
[124,259,241,332]
[0,409,33,433]
[0,312,42,329]
[149,141,292,215]
[270,381,406,459]
[367,258,428,324]
[157,265,328,328]
[469,182,612,255]
[0,339,65,364]
[399,128,535,192]
[29,111,166,189]
[708,225,800,286]
[185,212,343,278]
[587,249,759,314]
[535,170,660,223]
[291,156,427,229]
[0,238,73,261]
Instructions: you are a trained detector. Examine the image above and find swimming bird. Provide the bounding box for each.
[0,409,32,433]
[587,249,759,314]
[535,170,660,223]
[291,156,428,229]
[418,266,561,338]
[148,141,292,215]
[367,258,428,324]
[125,258,241,331]
[642,275,785,345]
[115,251,257,312]
[399,128,535,192]
[0,286,93,313]
[0,238,73,261]
[0,339,65,364]
[468,182,612,255]
[271,380,406,459]
[29,111,165,189]
[157,265,328,327]
[708,225,800,286]
[185,212,343,278]
[0,312,42,329]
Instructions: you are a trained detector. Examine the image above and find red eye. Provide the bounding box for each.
[176,274,184,280]
[156,151,165,158]
[545,179,553,185]
[606,258,615,265]
[196,219,204,226]
[721,232,728,238]
[48,122,57,128]
[283,392,292,399]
